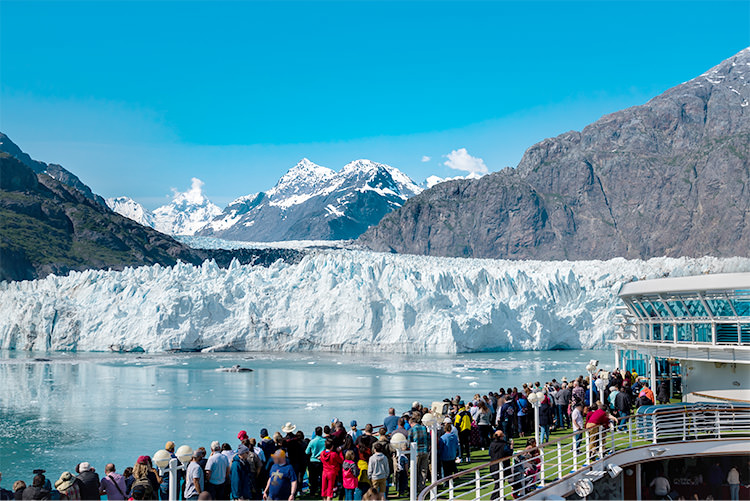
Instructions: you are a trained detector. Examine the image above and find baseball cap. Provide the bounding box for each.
[78,462,91,472]
[237,445,250,455]
[350,420,357,427]
[237,430,249,441]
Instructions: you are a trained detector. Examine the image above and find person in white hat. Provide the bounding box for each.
[281,423,296,434]
[55,472,81,499]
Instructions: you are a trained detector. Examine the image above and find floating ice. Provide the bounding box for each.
[1,250,749,353]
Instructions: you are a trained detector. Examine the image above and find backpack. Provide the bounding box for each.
[505,404,516,417]
[131,476,154,500]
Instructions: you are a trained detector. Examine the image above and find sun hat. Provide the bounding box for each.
[136,456,150,465]
[78,462,91,472]
[237,445,250,455]
[165,441,175,452]
[238,430,249,441]
[443,417,452,424]
[281,422,296,434]
[350,420,357,427]
[55,472,76,492]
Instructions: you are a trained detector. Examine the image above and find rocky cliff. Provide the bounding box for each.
[0,154,302,281]
[360,47,750,260]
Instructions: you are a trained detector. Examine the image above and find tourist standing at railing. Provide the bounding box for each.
[488,430,513,501]
[304,427,325,498]
[614,386,632,431]
[516,393,529,438]
[554,383,571,430]
[407,414,430,492]
[571,401,584,453]
[476,401,493,448]
[454,402,473,463]
[439,422,459,479]
[497,396,515,441]
[538,396,554,443]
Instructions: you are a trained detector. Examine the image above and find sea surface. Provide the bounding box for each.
[0,349,610,484]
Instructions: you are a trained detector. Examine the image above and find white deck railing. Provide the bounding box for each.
[418,406,750,501]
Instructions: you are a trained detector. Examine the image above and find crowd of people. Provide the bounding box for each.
[0,368,689,501]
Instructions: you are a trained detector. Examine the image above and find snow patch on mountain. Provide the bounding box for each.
[1,250,748,354]
[422,172,485,189]
[106,197,155,227]
[152,178,222,235]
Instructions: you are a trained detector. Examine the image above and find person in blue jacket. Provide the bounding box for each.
[230,446,253,500]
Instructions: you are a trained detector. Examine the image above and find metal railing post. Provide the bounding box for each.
[499,463,505,501]
[598,427,605,459]
[584,429,591,464]
[556,442,562,480]
[652,413,658,444]
[474,469,481,501]
[448,479,454,501]
[715,411,721,438]
[572,432,579,471]
[540,448,546,486]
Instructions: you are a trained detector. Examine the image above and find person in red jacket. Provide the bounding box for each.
[319,440,343,501]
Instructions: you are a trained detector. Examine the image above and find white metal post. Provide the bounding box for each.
[556,442,562,480]
[410,442,418,501]
[474,470,481,501]
[635,463,642,501]
[533,403,540,446]
[430,423,438,500]
[160,458,182,501]
[589,372,595,405]
[649,355,657,393]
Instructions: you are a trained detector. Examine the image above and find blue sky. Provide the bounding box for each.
[1,1,749,208]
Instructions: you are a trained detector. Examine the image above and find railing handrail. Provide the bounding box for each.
[418,406,750,501]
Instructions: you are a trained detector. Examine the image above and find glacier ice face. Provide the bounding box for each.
[2,250,750,353]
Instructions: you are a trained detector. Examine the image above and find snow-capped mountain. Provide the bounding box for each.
[108,178,222,236]
[106,196,155,227]
[152,178,222,235]
[200,158,423,241]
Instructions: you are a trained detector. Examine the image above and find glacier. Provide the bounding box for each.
[2,250,750,353]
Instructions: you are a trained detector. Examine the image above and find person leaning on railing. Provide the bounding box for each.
[584,403,618,461]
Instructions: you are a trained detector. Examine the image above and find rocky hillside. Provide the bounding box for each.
[0,152,302,282]
[0,133,107,208]
[360,47,750,260]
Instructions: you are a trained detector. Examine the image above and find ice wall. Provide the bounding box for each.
[1,250,749,353]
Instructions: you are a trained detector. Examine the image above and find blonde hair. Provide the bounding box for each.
[345,450,355,461]
[133,463,150,479]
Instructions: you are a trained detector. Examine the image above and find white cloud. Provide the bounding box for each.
[170,177,207,204]
[421,155,431,162]
[443,148,488,175]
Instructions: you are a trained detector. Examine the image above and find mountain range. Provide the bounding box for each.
[0,139,301,282]
[108,158,426,241]
[361,47,750,260]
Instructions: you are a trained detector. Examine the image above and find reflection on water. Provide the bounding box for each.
[0,349,609,483]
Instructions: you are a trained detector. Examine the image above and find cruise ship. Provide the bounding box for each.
[419,273,750,501]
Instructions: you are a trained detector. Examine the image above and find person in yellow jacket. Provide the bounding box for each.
[454,401,473,463]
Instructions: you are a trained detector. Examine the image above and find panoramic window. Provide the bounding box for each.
[706,298,735,317]
[694,323,712,343]
[682,298,709,317]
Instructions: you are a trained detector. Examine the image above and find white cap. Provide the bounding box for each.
[79,462,91,472]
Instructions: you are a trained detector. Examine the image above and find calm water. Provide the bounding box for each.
[0,349,610,484]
